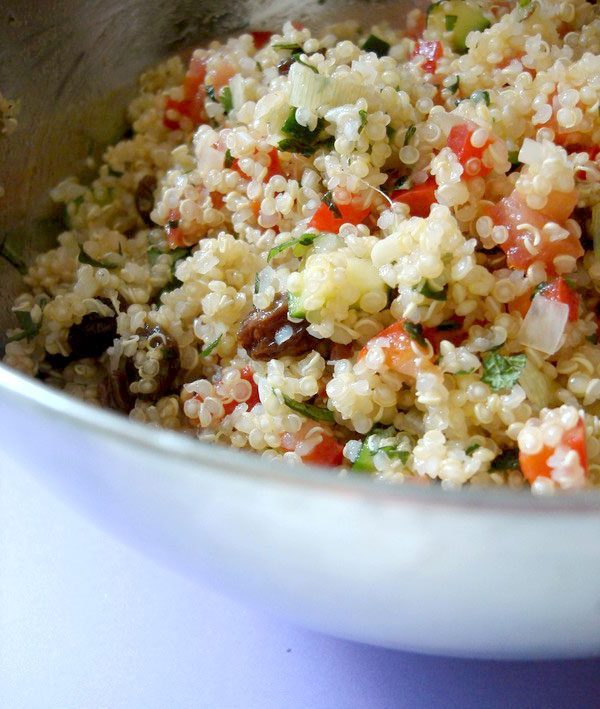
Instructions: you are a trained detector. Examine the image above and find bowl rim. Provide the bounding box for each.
[2,361,600,513]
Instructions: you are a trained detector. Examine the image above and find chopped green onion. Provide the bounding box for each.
[361,34,390,57]
[281,392,335,422]
[471,89,491,106]
[200,334,222,357]
[267,233,319,261]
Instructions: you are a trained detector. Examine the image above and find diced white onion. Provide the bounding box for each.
[519,360,554,409]
[313,233,341,252]
[518,295,569,354]
[591,204,600,260]
[274,324,294,345]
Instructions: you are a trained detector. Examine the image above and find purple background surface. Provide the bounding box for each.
[2,462,600,709]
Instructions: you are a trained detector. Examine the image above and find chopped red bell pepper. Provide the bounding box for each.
[165,209,186,248]
[391,177,437,218]
[422,317,466,353]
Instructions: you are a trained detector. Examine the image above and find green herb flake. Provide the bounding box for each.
[219,86,233,114]
[147,247,163,267]
[78,247,118,270]
[205,85,216,101]
[358,109,368,134]
[386,125,395,139]
[491,448,520,471]
[404,321,427,347]
[273,42,304,51]
[224,149,234,168]
[437,320,461,331]
[322,191,342,218]
[445,14,458,31]
[361,34,390,57]
[254,273,260,294]
[6,310,41,343]
[417,280,447,301]
[403,124,416,147]
[531,281,548,300]
[200,334,222,357]
[465,443,481,456]
[448,75,460,94]
[267,232,319,262]
[481,351,527,391]
[107,167,123,178]
[471,89,491,106]
[278,107,326,157]
[281,392,335,423]
[167,219,180,229]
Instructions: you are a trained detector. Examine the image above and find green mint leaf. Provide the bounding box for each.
[481,351,527,391]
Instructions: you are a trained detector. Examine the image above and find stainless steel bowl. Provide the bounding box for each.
[2,0,600,659]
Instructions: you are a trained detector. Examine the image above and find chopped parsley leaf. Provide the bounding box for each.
[224,149,234,168]
[219,86,233,114]
[358,109,368,134]
[465,443,481,456]
[6,310,41,343]
[491,449,520,471]
[403,124,416,146]
[0,239,27,274]
[278,107,326,156]
[481,352,527,391]
[322,191,342,218]
[448,75,460,94]
[205,85,216,101]
[78,247,119,270]
[445,14,458,31]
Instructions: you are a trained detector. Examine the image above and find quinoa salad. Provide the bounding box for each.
[5,0,600,493]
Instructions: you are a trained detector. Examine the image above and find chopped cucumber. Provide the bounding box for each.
[427,0,491,54]
[352,440,376,472]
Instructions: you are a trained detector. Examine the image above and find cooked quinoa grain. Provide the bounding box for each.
[5,1,600,492]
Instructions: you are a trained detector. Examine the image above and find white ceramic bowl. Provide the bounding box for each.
[2,0,600,659]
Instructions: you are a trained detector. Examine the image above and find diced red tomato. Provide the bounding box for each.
[309,199,371,233]
[489,189,583,273]
[251,30,273,49]
[222,365,260,415]
[422,317,466,353]
[265,148,283,181]
[447,122,492,178]
[520,418,587,484]
[358,320,431,377]
[302,435,345,466]
[391,178,437,218]
[163,56,208,130]
[509,278,579,321]
[412,40,443,73]
[538,278,580,322]
[280,422,344,467]
[165,209,186,248]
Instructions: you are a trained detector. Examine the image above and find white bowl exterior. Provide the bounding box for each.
[2,368,600,659]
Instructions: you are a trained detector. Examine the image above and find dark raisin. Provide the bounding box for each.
[135,175,157,227]
[277,56,296,75]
